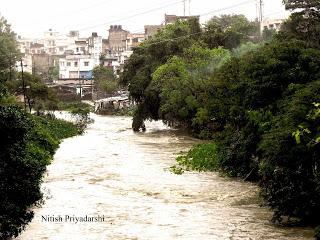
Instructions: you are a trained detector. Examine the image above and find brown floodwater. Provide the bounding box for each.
[17,114,314,240]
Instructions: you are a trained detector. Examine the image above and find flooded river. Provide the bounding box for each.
[17,114,314,240]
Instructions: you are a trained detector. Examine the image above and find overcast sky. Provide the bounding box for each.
[1,0,289,38]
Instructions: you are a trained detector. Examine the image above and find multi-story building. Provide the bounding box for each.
[126,33,145,50]
[164,14,200,25]
[108,25,129,53]
[144,25,164,39]
[88,32,103,66]
[59,55,94,79]
[32,54,60,81]
[29,43,45,54]
[41,29,60,55]
[119,50,133,72]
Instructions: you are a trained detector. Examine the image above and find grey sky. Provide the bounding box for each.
[1,0,289,38]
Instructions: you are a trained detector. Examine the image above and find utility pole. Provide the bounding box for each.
[9,53,12,82]
[183,0,186,16]
[20,59,27,110]
[258,0,263,22]
[257,0,264,38]
[189,0,191,16]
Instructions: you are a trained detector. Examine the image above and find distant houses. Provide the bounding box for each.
[16,14,286,88]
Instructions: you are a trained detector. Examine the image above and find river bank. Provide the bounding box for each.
[0,106,80,239]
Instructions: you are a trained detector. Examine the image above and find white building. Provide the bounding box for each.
[88,32,103,66]
[59,55,94,79]
[41,29,60,55]
[120,50,133,65]
[15,55,33,74]
[261,18,285,33]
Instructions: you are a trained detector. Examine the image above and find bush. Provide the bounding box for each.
[259,81,320,223]
[0,106,78,239]
[172,143,218,172]
[33,114,80,140]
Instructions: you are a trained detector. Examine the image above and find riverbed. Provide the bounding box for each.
[17,114,314,240]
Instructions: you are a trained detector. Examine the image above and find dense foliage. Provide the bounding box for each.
[6,72,59,113]
[121,9,320,234]
[0,107,79,239]
[280,0,320,48]
[171,143,218,174]
[120,16,258,131]
[93,66,118,94]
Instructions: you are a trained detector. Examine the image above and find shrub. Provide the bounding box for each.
[173,143,218,172]
[0,106,78,239]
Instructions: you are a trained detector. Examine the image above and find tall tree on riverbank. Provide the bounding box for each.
[0,16,19,102]
[121,18,201,131]
[280,0,320,48]
[121,15,256,131]
[201,14,259,50]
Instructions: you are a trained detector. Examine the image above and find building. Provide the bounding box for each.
[29,43,45,54]
[126,33,145,50]
[144,25,164,39]
[108,25,129,53]
[59,55,94,79]
[88,32,103,66]
[165,14,200,25]
[42,29,60,55]
[32,54,60,82]
[120,50,133,68]
[261,18,285,33]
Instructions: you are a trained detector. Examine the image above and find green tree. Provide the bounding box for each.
[48,65,59,81]
[280,0,320,48]
[150,44,230,137]
[0,16,19,76]
[6,72,58,113]
[283,0,320,9]
[262,27,276,42]
[121,19,201,131]
[201,14,259,50]
[93,66,118,94]
[0,16,19,101]
[259,81,320,223]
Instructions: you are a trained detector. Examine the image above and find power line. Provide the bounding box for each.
[0,0,257,58]
[200,0,255,18]
[72,0,183,33]
[138,0,257,47]
[16,0,182,38]
[75,0,255,35]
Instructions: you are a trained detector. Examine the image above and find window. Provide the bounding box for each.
[84,61,89,66]
[74,62,78,67]
[67,62,71,66]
